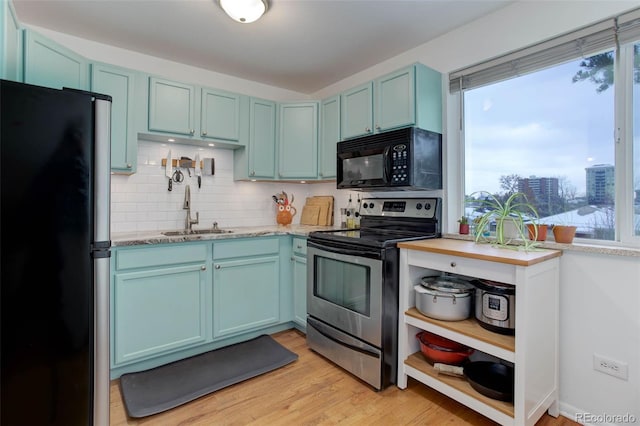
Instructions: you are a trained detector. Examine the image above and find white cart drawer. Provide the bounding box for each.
[405,250,516,284]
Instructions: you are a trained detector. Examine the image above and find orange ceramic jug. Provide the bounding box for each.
[276,204,297,225]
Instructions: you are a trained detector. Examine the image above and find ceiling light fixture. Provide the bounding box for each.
[219,0,268,24]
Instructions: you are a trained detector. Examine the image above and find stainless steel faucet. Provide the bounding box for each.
[183,185,199,231]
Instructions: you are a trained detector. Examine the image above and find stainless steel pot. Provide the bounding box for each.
[472,279,516,334]
[415,276,475,321]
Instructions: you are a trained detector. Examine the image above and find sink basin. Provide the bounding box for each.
[162,229,233,236]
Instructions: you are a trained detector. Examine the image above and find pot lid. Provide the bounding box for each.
[420,275,475,294]
[472,279,515,293]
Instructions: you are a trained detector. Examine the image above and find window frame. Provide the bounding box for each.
[455,34,640,248]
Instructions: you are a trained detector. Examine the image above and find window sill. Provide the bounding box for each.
[442,233,640,258]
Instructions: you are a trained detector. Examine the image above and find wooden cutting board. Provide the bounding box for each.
[300,205,321,225]
[305,196,334,226]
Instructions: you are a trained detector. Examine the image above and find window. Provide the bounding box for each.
[452,10,640,245]
[464,52,616,240]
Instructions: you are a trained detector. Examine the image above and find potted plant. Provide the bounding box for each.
[552,224,577,243]
[471,191,539,250]
[458,216,470,234]
[526,222,548,241]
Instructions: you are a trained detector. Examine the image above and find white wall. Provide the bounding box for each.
[27,1,640,423]
[558,251,640,424]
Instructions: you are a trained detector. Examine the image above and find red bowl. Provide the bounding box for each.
[416,331,474,365]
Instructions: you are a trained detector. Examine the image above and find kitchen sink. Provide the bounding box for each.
[162,229,233,236]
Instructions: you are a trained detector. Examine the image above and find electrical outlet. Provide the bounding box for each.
[593,353,628,380]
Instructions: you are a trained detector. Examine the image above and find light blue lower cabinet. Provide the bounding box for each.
[291,237,307,331]
[212,254,280,337]
[110,236,298,378]
[292,254,307,330]
[112,263,208,365]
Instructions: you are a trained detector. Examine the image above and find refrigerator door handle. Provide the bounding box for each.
[92,95,111,426]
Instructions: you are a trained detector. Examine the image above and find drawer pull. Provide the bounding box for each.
[215,264,221,269]
[201,265,206,271]
[450,262,456,268]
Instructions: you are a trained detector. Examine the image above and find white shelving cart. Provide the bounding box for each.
[397,239,562,426]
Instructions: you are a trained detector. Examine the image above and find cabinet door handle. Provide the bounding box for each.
[126,163,132,169]
[450,262,456,268]
[190,129,195,135]
[215,264,221,269]
[365,127,371,133]
[375,124,381,130]
[201,265,206,271]
[250,171,255,176]
[202,131,207,136]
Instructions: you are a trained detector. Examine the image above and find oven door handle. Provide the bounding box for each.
[307,240,381,259]
[307,317,381,359]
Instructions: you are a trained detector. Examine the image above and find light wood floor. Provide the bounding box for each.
[110,329,578,426]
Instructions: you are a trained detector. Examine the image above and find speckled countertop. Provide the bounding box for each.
[111,227,640,257]
[111,224,342,247]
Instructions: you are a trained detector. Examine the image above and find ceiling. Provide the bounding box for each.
[12,0,513,94]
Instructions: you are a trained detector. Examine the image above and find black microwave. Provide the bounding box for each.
[337,127,442,191]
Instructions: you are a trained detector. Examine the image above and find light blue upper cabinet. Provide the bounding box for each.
[1,0,22,82]
[412,63,443,134]
[148,76,197,136]
[145,76,245,147]
[375,66,415,132]
[341,64,443,139]
[278,102,318,179]
[318,96,340,179]
[91,63,138,173]
[23,29,88,90]
[201,88,241,141]
[248,97,277,178]
[341,81,373,139]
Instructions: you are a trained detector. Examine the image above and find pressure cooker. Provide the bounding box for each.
[472,279,516,334]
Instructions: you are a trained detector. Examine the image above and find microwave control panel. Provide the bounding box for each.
[391,144,409,184]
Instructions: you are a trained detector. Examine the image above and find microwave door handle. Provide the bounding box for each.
[383,146,391,182]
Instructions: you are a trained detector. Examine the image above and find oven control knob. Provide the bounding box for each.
[369,202,374,209]
[362,202,368,209]
[425,203,431,210]
[416,203,423,210]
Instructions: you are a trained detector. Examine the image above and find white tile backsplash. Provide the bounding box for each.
[110,140,339,233]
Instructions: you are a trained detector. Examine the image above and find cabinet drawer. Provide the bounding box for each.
[405,250,516,284]
[292,237,307,256]
[115,244,208,271]
[213,237,279,260]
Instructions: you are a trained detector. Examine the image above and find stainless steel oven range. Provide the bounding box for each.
[306,197,441,390]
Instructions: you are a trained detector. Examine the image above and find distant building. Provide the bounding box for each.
[585,164,614,205]
[518,176,559,200]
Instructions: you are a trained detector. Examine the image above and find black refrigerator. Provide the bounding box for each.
[1,79,111,426]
